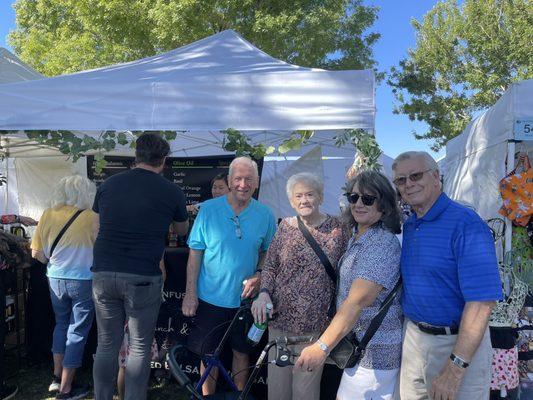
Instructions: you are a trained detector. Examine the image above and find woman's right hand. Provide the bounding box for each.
[251,292,273,324]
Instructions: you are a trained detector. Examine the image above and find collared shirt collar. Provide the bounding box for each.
[351,221,383,245]
[414,192,451,222]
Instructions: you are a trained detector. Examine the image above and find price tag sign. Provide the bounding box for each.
[514,119,533,141]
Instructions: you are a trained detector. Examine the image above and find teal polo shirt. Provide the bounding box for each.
[401,193,502,326]
[188,195,277,308]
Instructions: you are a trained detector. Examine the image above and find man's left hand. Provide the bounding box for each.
[241,273,260,299]
[430,360,466,400]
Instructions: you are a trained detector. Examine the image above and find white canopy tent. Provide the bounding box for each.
[0,48,43,215]
[0,47,42,84]
[443,79,533,256]
[0,30,377,219]
[0,30,374,132]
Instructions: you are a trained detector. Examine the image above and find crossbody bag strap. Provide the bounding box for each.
[296,216,336,284]
[357,278,402,350]
[49,209,84,258]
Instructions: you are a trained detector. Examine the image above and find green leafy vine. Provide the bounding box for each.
[1,128,382,173]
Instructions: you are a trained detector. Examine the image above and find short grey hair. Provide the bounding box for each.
[286,172,324,199]
[50,175,97,210]
[228,156,259,179]
[392,151,439,173]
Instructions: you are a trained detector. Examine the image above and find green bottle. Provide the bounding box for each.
[247,303,273,345]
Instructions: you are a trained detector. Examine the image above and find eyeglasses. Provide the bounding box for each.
[344,193,377,206]
[230,216,242,239]
[393,169,434,187]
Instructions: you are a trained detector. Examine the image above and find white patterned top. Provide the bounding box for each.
[337,223,403,370]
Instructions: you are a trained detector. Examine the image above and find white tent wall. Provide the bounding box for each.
[0,158,19,215]
[13,157,86,220]
[260,148,394,219]
[443,79,533,259]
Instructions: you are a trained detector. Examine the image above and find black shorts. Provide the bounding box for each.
[187,299,253,357]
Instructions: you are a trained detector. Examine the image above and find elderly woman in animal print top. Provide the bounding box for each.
[251,172,350,400]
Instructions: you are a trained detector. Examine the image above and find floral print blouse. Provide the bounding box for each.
[260,215,349,334]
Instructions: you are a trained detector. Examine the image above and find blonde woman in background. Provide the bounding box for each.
[32,175,97,400]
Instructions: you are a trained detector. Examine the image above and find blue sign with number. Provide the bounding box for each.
[515,119,533,141]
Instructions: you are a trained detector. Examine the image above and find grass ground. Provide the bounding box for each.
[6,353,189,400]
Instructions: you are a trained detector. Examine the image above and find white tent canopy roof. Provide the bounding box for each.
[0,47,43,84]
[0,30,375,132]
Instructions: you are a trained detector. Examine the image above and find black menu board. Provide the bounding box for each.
[87,155,264,204]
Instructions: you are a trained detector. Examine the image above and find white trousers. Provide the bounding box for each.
[337,364,399,400]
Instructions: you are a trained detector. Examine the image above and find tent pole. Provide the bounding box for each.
[2,155,8,215]
[504,141,515,256]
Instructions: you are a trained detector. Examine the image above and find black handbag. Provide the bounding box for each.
[329,278,402,369]
[296,216,337,317]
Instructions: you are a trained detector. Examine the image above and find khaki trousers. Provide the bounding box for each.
[267,327,323,400]
[399,319,491,400]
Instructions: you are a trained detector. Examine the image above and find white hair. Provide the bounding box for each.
[228,156,259,179]
[286,172,324,199]
[392,151,439,173]
[50,175,97,210]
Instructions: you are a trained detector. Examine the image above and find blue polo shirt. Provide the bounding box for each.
[401,193,502,326]
[188,195,277,308]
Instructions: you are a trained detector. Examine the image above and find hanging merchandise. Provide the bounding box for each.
[490,257,528,327]
[512,226,533,290]
[499,153,533,226]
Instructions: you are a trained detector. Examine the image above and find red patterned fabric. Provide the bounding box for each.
[490,347,519,390]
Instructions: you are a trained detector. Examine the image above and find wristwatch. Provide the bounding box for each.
[316,339,330,355]
[450,353,469,368]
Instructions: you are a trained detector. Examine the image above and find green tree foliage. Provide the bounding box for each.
[9,0,379,76]
[388,0,532,151]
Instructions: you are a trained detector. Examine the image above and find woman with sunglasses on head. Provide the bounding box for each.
[251,172,349,400]
[296,170,402,400]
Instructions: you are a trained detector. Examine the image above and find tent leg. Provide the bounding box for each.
[503,141,515,256]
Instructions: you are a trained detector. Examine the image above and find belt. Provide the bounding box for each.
[415,321,459,335]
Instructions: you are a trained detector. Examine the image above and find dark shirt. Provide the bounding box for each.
[92,168,187,276]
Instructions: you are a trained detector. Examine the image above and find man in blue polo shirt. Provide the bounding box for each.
[393,151,502,400]
[182,156,277,396]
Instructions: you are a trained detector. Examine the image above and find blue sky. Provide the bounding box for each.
[0,0,445,159]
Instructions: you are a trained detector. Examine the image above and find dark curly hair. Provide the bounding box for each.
[341,170,402,234]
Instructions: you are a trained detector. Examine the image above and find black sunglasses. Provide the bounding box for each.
[393,169,433,186]
[344,193,377,206]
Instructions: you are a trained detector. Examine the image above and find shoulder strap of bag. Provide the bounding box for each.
[49,209,84,258]
[357,278,402,350]
[297,216,336,283]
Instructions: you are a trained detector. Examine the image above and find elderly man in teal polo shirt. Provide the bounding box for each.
[393,151,502,400]
[182,156,277,396]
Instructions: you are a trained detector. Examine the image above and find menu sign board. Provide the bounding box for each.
[87,155,264,204]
